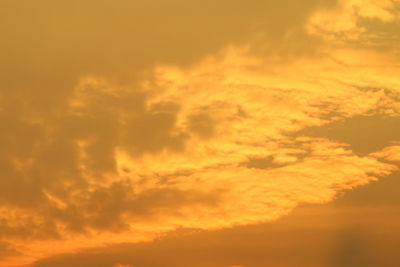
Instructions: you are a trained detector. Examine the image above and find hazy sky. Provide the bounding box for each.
[0,0,399,266]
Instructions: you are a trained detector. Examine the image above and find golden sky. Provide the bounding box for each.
[0,0,400,266]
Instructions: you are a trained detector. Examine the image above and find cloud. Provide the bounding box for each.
[1,46,399,266]
[307,0,400,43]
[0,0,399,266]
[31,203,400,267]
[371,145,400,162]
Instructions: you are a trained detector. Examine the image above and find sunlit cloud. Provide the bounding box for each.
[0,0,399,266]
[1,46,399,266]
[307,0,400,42]
[371,145,400,162]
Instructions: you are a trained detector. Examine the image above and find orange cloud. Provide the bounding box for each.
[0,1,399,266]
[307,0,400,41]
[1,46,399,266]
[371,145,400,162]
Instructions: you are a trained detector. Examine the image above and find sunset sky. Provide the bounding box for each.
[1,0,400,266]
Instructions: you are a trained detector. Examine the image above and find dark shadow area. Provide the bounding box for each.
[334,171,400,206]
[303,115,400,154]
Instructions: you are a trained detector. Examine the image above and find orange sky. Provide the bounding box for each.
[0,0,399,266]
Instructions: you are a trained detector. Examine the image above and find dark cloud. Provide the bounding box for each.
[187,112,216,139]
[242,156,281,169]
[0,0,335,93]
[123,101,187,154]
[51,182,222,233]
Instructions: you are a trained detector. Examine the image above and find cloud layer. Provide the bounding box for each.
[0,0,399,266]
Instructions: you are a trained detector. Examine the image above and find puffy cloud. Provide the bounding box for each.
[371,145,400,162]
[307,0,400,44]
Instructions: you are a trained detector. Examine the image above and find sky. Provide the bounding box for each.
[0,0,400,266]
